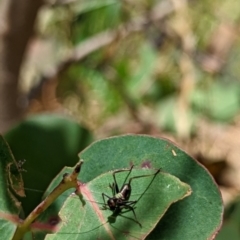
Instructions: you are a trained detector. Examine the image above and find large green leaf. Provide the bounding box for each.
[45,168,191,239]
[77,135,223,239]
[10,135,222,239]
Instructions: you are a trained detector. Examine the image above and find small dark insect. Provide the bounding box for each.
[102,165,160,227]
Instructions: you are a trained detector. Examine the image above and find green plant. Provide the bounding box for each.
[1,133,222,239]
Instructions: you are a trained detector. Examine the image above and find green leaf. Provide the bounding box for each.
[191,82,240,122]
[127,41,157,100]
[4,114,93,216]
[0,135,24,239]
[45,168,191,239]
[77,135,223,239]
[13,135,222,240]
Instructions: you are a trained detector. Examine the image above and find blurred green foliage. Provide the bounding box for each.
[33,0,240,135]
[216,197,240,240]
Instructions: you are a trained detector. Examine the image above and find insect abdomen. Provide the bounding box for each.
[119,184,131,200]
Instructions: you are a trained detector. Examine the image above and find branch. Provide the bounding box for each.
[12,160,84,240]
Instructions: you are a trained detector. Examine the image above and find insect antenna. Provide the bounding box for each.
[7,183,104,207]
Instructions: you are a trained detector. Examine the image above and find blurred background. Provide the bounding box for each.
[0,0,240,236]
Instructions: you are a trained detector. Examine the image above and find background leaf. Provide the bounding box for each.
[0,135,23,239]
[216,197,240,240]
[191,81,240,122]
[4,114,93,216]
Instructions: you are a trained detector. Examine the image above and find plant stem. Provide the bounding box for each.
[12,160,84,240]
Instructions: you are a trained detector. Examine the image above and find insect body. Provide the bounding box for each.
[102,165,160,227]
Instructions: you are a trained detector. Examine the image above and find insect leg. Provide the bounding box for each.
[109,182,116,196]
[102,193,112,209]
[124,205,142,227]
[119,200,137,208]
[112,165,134,193]
[115,200,141,227]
